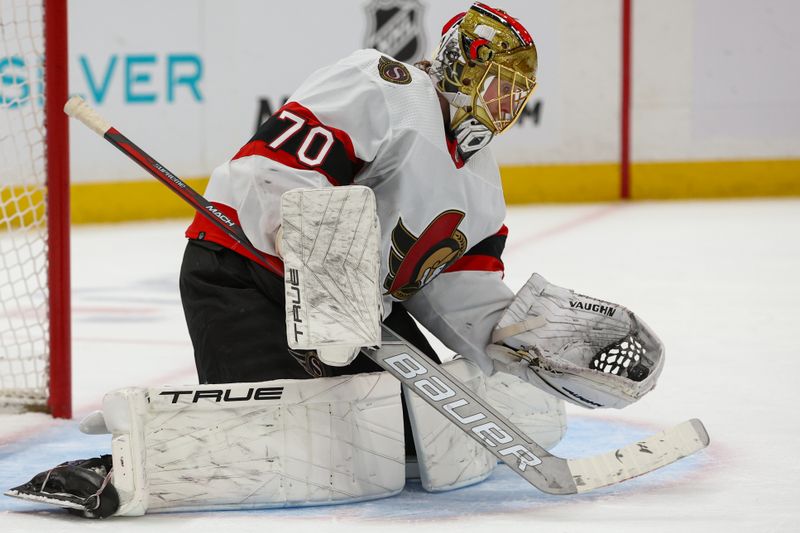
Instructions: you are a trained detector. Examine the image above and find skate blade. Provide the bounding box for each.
[4,488,87,511]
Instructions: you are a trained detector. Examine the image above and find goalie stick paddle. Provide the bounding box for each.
[64,95,710,495]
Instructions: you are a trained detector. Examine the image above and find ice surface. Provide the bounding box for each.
[2,199,799,532]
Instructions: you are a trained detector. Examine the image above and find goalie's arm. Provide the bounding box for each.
[190,60,392,260]
[404,269,514,375]
[403,224,513,373]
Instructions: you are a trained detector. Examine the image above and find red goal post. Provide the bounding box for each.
[0,0,71,418]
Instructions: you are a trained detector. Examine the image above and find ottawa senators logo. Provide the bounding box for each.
[377,56,412,85]
[384,211,468,300]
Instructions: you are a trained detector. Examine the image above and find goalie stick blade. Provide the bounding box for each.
[568,418,710,493]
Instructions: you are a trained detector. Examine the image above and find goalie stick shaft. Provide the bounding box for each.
[64,96,709,495]
[63,97,284,277]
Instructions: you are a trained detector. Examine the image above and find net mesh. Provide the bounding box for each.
[591,335,646,381]
[0,0,50,405]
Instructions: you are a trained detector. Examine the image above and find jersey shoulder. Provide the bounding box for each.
[292,49,428,108]
[289,50,441,160]
[339,49,420,87]
[347,50,448,143]
[285,50,399,162]
[340,50,440,120]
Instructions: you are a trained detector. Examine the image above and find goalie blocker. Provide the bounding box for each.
[280,186,382,367]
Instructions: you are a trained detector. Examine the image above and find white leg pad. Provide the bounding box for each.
[484,371,567,451]
[100,372,404,515]
[404,359,496,492]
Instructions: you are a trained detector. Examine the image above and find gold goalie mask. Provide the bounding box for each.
[430,2,538,161]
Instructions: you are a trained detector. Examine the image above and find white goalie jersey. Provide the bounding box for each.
[186,49,515,373]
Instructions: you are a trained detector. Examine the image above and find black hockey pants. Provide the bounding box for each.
[179,239,442,384]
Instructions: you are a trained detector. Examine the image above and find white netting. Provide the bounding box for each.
[0,0,50,405]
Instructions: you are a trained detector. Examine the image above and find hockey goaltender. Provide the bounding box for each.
[6,2,696,518]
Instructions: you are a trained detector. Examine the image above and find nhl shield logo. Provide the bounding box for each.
[364,0,427,63]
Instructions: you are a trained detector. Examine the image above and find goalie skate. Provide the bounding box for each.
[4,456,119,519]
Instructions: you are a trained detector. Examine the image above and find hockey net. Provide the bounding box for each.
[0,0,71,417]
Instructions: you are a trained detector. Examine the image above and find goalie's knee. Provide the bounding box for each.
[405,358,496,492]
[485,370,567,451]
[405,358,566,493]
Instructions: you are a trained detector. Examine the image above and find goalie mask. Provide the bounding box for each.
[429,3,538,161]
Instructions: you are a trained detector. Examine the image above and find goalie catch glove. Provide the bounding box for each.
[4,455,119,518]
[487,274,664,409]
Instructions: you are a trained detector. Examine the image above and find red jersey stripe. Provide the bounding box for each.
[232,140,344,187]
[185,201,285,276]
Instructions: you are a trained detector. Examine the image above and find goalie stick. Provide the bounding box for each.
[64,96,710,495]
